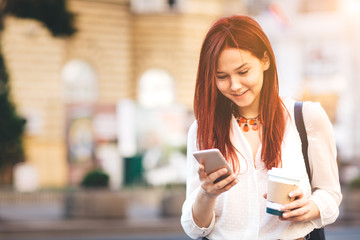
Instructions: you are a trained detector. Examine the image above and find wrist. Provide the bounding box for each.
[309,200,320,221]
[192,189,217,228]
[200,187,218,200]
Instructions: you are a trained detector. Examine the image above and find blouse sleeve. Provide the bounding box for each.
[180,121,216,239]
[303,102,342,227]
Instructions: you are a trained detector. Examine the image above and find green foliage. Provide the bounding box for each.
[2,0,76,36]
[0,0,76,184]
[81,169,110,188]
[0,0,77,184]
[0,47,26,174]
[349,176,360,189]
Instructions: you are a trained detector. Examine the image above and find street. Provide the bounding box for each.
[1,191,359,240]
[1,223,360,240]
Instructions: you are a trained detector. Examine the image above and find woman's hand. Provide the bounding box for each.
[191,162,238,228]
[198,162,238,199]
[279,188,320,222]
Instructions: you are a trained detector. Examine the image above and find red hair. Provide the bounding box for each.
[194,15,286,172]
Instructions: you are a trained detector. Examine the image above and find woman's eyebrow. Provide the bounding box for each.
[233,63,249,71]
[217,63,249,74]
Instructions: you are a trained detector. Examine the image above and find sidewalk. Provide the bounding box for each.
[1,214,359,240]
[0,218,183,236]
[0,188,359,239]
[1,201,359,237]
[0,192,185,238]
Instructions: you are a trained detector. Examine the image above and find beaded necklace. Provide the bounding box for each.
[235,115,260,132]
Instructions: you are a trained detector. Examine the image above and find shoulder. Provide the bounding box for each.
[189,120,198,132]
[187,120,199,151]
[281,97,333,132]
[188,120,198,138]
[302,101,331,127]
[280,96,296,114]
[281,97,330,125]
[301,101,335,138]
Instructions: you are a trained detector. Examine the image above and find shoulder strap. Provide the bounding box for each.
[294,101,312,183]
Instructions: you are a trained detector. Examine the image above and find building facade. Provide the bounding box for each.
[1,0,246,187]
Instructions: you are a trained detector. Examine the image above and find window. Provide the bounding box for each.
[137,69,175,108]
[61,60,98,103]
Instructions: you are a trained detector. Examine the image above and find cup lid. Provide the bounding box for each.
[267,167,304,181]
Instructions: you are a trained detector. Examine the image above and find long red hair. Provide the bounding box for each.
[194,15,286,172]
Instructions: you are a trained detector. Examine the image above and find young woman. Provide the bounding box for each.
[181,15,342,240]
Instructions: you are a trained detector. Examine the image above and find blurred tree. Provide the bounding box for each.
[0,0,76,36]
[0,0,76,185]
[0,47,26,185]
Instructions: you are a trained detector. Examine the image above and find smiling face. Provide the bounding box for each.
[216,48,270,117]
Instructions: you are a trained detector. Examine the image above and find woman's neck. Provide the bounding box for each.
[236,96,260,118]
[236,107,259,119]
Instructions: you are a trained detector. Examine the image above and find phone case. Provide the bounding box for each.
[193,149,233,183]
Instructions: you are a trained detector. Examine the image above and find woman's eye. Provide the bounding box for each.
[238,70,248,75]
[217,75,227,79]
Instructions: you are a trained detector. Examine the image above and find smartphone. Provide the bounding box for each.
[193,148,234,183]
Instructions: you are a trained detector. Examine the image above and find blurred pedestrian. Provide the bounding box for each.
[181,15,342,240]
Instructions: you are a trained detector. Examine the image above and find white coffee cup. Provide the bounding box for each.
[266,167,302,216]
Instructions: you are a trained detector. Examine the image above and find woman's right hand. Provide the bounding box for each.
[191,163,238,228]
[198,163,238,199]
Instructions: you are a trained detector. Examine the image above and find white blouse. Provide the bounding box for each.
[181,97,342,240]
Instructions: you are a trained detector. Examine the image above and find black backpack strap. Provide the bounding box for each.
[294,101,312,183]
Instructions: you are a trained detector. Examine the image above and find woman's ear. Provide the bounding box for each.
[262,51,270,71]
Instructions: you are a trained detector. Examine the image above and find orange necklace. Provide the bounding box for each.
[235,115,259,132]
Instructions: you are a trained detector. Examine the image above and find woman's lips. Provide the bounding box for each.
[232,89,248,97]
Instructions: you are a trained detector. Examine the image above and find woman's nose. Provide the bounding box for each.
[230,76,242,90]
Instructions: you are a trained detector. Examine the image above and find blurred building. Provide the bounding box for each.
[260,0,358,156]
[2,0,360,189]
[254,0,360,183]
[1,0,246,188]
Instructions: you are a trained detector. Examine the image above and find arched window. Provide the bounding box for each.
[61,60,98,103]
[137,69,175,108]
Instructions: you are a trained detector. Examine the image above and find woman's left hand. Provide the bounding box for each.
[279,188,320,222]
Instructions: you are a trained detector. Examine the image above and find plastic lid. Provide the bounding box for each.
[267,167,303,181]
